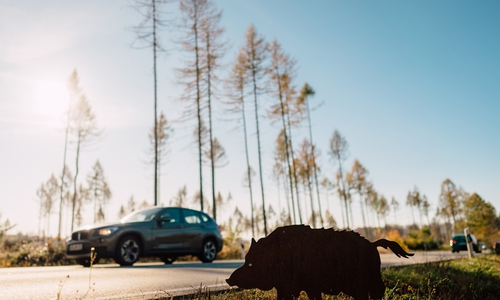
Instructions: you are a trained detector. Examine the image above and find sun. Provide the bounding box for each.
[31,79,70,127]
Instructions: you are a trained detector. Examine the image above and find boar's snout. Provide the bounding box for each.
[226,275,236,287]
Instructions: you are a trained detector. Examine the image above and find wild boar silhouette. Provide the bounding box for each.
[226,225,413,300]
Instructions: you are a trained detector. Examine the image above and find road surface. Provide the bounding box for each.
[0,251,475,300]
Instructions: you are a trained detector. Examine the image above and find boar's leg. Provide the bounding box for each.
[352,290,369,300]
[305,290,322,300]
[276,289,294,300]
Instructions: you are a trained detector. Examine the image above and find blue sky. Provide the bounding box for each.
[0,0,498,236]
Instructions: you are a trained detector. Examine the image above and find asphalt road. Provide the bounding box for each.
[0,251,478,300]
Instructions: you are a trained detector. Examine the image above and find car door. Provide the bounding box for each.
[151,208,185,251]
[181,209,205,251]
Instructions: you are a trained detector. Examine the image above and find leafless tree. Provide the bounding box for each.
[346,159,370,233]
[438,178,463,237]
[295,139,322,227]
[324,210,337,228]
[57,164,72,237]
[177,0,208,212]
[320,176,335,213]
[296,83,323,226]
[241,24,269,235]
[390,196,400,225]
[267,39,301,224]
[37,174,60,237]
[74,183,90,228]
[127,195,136,213]
[87,160,112,223]
[58,70,79,238]
[44,174,59,236]
[329,129,350,228]
[198,0,226,220]
[118,205,127,219]
[148,111,173,202]
[68,80,101,232]
[407,186,424,227]
[274,129,298,223]
[225,47,256,235]
[171,185,188,207]
[0,213,15,240]
[132,0,173,206]
[204,137,227,168]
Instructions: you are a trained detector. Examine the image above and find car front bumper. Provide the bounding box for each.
[66,236,118,260]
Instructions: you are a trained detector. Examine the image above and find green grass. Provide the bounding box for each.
[382,255,500,300]
[162,255,500,300]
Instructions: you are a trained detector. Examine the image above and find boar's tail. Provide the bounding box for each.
[372,239,414,259]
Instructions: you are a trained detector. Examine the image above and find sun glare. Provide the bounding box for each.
[31,79,70,127]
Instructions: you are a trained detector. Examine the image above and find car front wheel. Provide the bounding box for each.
[115,236,141,266]
[199,239,217,263]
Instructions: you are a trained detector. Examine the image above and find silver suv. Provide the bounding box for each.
[66,207,223,266]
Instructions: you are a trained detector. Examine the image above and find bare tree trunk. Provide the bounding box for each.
[193,7,204,212]
[349,199,355,230]
[251,66,267,236]
[152,0,159,206]
[71,136,81,232]
[305,96,323,226]
[282,162,294,224]
[286,117,302,224]
[58,118,69,238]
[206,32,216,220]
[307,173,315,227]
[241,98,255,236]
[275,74,297,224]
[337,160,349,229]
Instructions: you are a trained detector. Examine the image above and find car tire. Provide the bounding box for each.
[115,236,141,266]
[199,239,217,263]
[160,256,177,264]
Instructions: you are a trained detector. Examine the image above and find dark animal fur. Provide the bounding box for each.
[226,225,413,300]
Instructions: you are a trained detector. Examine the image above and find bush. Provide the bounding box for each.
[1,238,70,267]
[217,237,245,260]
[404,226,439,250]
[385,230,410,252]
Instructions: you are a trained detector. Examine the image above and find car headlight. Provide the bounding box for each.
[98,226,119,236]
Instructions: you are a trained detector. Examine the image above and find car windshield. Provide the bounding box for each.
[121,207,163,223]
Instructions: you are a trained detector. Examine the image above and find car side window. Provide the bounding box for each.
[183,210,202,224]
[159,208,180,224]
[200,212,209,223]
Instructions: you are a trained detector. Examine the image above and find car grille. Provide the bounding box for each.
[71,231,90,241]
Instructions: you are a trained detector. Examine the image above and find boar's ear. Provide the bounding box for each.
[251,238,256,247]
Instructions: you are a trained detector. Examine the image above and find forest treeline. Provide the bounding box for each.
[27,0,499,247]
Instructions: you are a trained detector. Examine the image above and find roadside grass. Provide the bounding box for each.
[0,236,244,267]
[0,238,71,267]
[160,254,500,300]
[382,254,500,300]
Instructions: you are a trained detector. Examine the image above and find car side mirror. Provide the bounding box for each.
[157,216,171,225]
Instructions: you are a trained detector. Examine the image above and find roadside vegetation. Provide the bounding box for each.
[0,234,244,268]
[0,237,69,267]
[0,221,495,268]
[164,255,500,300]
